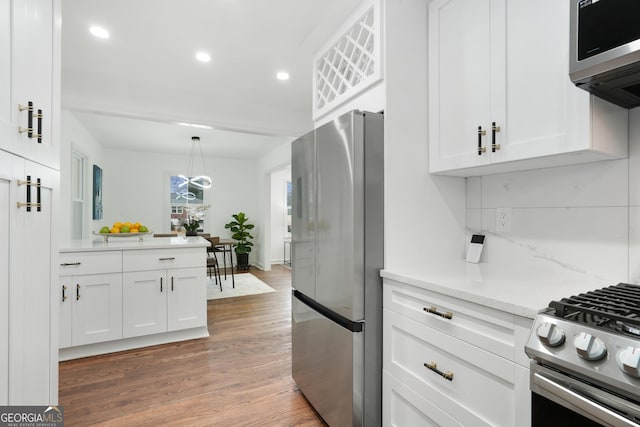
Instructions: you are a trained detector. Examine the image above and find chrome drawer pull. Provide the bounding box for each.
[424,306,453,319]
[424,362,454,381]
[158,257,176,261]
[62,285,67,302]
[60,262,81,267]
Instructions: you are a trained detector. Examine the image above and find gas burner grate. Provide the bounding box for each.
[549,283,640,337]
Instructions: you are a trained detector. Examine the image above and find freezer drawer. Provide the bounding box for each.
[292,294,364,427]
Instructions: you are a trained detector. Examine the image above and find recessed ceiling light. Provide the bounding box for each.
[276,71,290,81]
[89,26,109,39]
[196,52,211,63]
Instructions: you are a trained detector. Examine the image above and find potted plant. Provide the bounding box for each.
[182,219,200,236]
[182,204,210,236]
[224,212,255,271]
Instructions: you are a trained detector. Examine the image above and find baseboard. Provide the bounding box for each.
[59,326,210,361]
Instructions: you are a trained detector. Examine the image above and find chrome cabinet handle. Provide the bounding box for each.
[477,126,486,155]
[492,121,501,152]
[171,276,174,292]
[76,284,80,301]
[424,306,453,320]
[424,362,454,381]
[60,262,81,267]
[158,257,175,261]
[160,277,163,292]
[62,285,67,302]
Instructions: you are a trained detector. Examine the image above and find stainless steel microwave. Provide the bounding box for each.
[570,0,640,108]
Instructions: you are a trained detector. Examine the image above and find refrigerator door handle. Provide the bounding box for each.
[293,289,363,333]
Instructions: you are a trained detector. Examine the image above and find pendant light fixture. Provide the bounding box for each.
[177,136,212,195]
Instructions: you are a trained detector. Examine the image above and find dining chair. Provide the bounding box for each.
[206,237,222,290]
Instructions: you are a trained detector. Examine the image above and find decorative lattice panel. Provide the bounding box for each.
[313,3,381,119]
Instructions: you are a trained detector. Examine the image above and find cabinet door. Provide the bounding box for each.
[0,1,12,155]
[123,271,168,338]
[503,0,571,161]
[0,153,10,404]
[11,0,57,168]
[72,273,122,346]
[58,283,72,348]
[429,0,505,172]
[167,267,206,331]
[9,158,56,404]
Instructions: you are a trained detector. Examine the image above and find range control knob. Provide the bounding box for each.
[536,322,565,347]
[617,347,640,378]
[575,333,607,361]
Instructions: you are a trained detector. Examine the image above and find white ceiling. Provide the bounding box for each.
[62,0,363,158]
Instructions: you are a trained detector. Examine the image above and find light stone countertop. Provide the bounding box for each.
[59,236,210,253]
[381,259,615,319]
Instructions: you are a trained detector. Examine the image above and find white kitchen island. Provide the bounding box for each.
[58,236,209,361]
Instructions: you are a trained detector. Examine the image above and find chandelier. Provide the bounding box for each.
[177,136,212,197]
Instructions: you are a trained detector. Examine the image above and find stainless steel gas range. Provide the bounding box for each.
[525,283,640,427]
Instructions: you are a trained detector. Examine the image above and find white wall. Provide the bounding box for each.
[101,148,257,239]
[255,141,293,270]
[466,107,640,284]
[383,0,466,270]
[270,168,291,264]
[59,110,106,243]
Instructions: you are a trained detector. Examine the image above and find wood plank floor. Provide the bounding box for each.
[58,265,327,426]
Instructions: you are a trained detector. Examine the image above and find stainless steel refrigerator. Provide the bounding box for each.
[291,110,383,427]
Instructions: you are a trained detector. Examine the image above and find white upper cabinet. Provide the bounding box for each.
[429,0,503,171]
[1,0,59,169]
[429,0,628,176]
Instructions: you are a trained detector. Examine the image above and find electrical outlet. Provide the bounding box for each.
[496,208,511,233]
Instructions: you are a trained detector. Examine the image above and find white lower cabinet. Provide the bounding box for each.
[59,273,122,347]
[383,279,532,427]
[59,251,123,348]
[123,267,205,338]
[122,248,206,338]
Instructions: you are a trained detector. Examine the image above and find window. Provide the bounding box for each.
[71,151,86,239]
[169,175,204,231]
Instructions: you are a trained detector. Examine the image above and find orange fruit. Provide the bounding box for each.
[131,229,139,233]
[113,222,122,228]
[124,222,133,228]
[110,227,120,234]
[133,222,141,229]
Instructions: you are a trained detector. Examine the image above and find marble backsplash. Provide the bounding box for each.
[466,108,640,285]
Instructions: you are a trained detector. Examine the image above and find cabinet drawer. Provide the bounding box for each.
[384,309,517,427]
[59,251,122,276]
[383,370,462,427]
[384,278,516,360]
[122,248,204,272]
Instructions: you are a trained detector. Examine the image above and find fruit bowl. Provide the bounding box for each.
[93,230,153,243]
